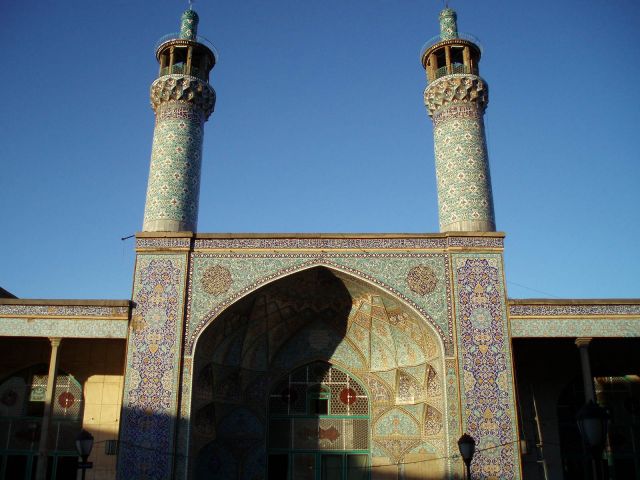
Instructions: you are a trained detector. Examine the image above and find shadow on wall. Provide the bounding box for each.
[182,267,452,480]
[117,405,465,480]
[0,338,126,480]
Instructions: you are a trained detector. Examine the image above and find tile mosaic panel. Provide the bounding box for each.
[509,303,640,316]
[439,8,458,40]
[136,237,192,250]
[453,254,520,479]
[0,317,127,338]
[142,100,205,232]
[192,235,503,250]
[185,267,448,478]
[431,100,495,232]
[174,356,193,480]
[194,237,447,249]
[510,318,640,338]
[185,253,453,354]
[446,236,503,249]
[0,304,129,317]
[444,358,461,478]
[179,9,198,40]
[117,254,188,479]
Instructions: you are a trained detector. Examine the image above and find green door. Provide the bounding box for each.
[268,362,370,480]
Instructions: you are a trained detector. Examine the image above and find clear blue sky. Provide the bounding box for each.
[1,1,639,300]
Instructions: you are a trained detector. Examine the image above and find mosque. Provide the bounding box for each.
[0,7,639,480]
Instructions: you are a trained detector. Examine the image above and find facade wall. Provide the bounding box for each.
[117,233,522,480]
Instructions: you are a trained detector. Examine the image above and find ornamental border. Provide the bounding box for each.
[0,317,128,339]
[510,318,640,338]
[136,237,192,249]
[135,235,503,250]
[509,304,640,317]
[184,253,454,355]
[0,304,129,318]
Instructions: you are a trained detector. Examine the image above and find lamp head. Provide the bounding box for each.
[576,400,609,456]
[458,433,476,464]
[75,429,94,461]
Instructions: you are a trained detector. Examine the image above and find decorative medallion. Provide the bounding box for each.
[406,265,438,296]
[201,265,233,296]
[339,388,357,405]
[58,392,75,408]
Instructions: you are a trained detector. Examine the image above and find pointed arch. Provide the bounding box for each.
[185,263,450,479]
[187,260,447,356]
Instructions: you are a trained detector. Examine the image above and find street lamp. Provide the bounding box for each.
[458,433,476,480]
[576,400,609,479]
[75,429,94,480]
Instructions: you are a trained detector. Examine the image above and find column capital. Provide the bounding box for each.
[49,337,62,348]
[575,337,592,348]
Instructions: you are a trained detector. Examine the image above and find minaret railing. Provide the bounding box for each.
[155,33,219,60]
[420,32,483,59]
[159,64,208,81]
[428,64,472,84]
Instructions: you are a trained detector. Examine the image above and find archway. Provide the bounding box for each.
[189,267,447,479]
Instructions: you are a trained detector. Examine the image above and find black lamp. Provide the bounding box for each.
[458,433,476,479]
[576,400,609,457]
[75,429,94,480]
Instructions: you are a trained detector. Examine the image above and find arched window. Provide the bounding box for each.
[0,365,83,479]
[268,361,370,480]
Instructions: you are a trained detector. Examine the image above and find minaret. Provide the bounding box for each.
[142,9,216,232]
[421,9,495,232]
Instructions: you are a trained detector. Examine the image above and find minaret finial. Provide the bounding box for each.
[439,7,458,40]
[180,8,199,40]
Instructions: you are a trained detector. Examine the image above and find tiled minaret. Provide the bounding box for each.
[142,9,216,232]
[422,9,496,232]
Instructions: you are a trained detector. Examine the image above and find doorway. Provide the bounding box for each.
[267,362,370,480]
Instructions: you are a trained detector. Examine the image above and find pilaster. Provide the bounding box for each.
[117,235,191,479]
[450,248,522,478]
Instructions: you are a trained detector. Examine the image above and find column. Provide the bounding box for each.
[575,337,595,402]
[35,337,62,480]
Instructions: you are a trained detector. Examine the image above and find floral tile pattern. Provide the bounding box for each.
[453,255,520,479]
[117,254,188,479]
[0,317,127,338]
[185,253,453,355]
[142,100,206,232]
[510,318,640,338]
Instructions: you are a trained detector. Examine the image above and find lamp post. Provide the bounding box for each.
[576,400,609,480]
[458,433,476,480]
[75,429,94,480]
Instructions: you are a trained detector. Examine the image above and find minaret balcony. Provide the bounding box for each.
[159,64,208,82]
[155,33,219,61]
[420,33,482,86]
[420,32,482,61]
[429,64,472,84]
[155,33,218,83]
